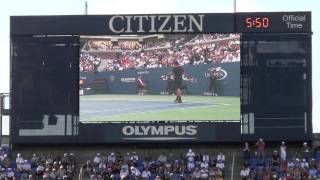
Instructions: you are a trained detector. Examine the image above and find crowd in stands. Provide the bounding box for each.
[84,41,114,51]
[80,53,102,72]
[0,147,76,180]
[82,149,226,180]
[1,138,319,179]
[80,34,240,72]
[188,34,238,44]
[240,139,320,179]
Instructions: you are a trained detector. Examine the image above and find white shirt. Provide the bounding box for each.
[16,157,24,164]
[107,155,116,163]
[187,161,195,170]
[120,169,129,178]
[301,161,309,168]
[240,168,250,177]
[186,151,195,161]
[280,145,287,160]
[93,156,101,164]
[131,155,139,161]
[141,170,151,178]
[131,167,141,176]
[200,162,209,169]
[217,154,225,162]
[216,162,225,169]
[202,154,210,163]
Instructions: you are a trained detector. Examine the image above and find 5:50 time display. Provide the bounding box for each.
[245,17,269,28]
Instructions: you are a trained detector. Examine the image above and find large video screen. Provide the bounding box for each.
[79,34,240,122]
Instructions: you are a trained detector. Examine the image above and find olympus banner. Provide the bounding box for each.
[78,122,241,143]
[121,125,197,140]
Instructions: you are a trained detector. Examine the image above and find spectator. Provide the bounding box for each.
[141,168,151,180]
[108,152,116,163]
[255,138,266,161]
[240,166,250,179]
[302,142,311,160]
[202,152,210,163]
[280,141,287,161]
[157,152,167,163]
[130,152,139,161]
[93,153,101,165]
[186,149,196,162]
[242,142,251,162]
[217,151,225,163]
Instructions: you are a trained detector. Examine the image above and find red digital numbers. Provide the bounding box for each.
[246,17,269,28]
[262,17,269,28]
[246,17,253,28]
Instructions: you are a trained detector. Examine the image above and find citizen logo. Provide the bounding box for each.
[108,15,204,33]
[122,125,197,136]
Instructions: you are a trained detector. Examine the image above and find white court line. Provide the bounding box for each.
[81,104,216,122]
[80,102,213,114]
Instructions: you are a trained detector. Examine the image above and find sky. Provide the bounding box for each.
[0,0,319,132]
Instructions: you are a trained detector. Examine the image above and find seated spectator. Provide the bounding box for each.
[187,159,195,172]
[157,152,167,163]
[308,164,317,179]
[240,166,250,179]
[301,158,309,168]
[202,152,210,163]
[216,159,225,170]
[120,167,129,179]
[108,152,116,163]
[200,160,209,169]
[16,153,24,164]
[141,168,151,180]
[217,151,225,162]
[130,152,139,161]
[271,150,280,168]
[186,149,196,162]
[93,153,101,165]
[129,166,141,177]
[192,167,201,179]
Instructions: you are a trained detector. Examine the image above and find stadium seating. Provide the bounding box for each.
[80,34,240,72]
[80,149,226,180]
[240,141,320,179]
[0,148,76,180]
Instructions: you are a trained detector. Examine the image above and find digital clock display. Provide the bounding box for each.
[245,17,269,28]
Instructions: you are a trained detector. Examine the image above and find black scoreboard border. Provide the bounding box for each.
[10,12,311,35]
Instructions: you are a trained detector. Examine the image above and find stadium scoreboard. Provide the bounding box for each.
[10,11,312,144]
[10,12,311,35]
